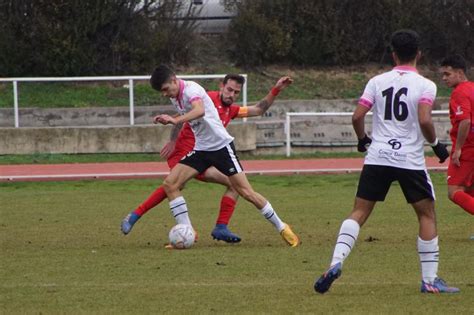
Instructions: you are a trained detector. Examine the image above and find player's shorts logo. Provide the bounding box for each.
[182,151,196,160]
[388,139,402,150]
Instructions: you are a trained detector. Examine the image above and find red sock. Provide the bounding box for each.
[216,196,237,225]
[133,186,167,216]
[452,191,474,215]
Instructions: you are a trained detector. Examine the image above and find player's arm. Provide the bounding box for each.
[452,119,470,166]
[352,104,372,152]
[154,99,205,125]
[418,103,449,163]
[451,91,472,166]
[238,76,293,118]
[160,122,184,159]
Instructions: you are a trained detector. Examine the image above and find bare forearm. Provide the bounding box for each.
[352,118,366,139]
[420,121,437,144]
[455,119,470,149]
[169,123,183,141]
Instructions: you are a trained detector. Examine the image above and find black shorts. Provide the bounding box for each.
[356,165,435,203]
[179,142,243,177]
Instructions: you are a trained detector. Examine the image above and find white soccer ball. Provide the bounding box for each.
[168,224,195,249]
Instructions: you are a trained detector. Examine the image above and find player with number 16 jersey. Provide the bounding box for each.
[359,66,437,170]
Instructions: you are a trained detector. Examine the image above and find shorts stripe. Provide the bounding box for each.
[225,144,242,173]
[424,170,436,200]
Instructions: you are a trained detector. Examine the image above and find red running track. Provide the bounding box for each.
[0,157,447,182]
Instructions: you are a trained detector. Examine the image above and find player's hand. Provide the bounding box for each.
[431,141,449,163]
[160,141,176,159]
[274,76,293,91]
[153,114,176,125]
[357,134,372,152]
[451,148,461,167]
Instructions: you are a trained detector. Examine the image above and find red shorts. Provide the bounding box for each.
[166,148,206,181]
[447,159,474,187]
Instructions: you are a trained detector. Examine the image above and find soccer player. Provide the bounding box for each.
[314,30,459,294]
[439,55,474,221]
[121,74,292,243]
[127,64,300,247]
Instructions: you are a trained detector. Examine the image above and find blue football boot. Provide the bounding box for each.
[121,212,141,235]
[420,278,460,293]
[211,224,241,243]
[314,262,342,294]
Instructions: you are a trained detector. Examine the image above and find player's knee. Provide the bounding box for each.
[162,178,179,194]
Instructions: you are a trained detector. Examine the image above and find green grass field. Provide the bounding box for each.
[0,65,452,109]
[1,173,473,314]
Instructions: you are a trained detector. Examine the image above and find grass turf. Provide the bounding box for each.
[0,173,472,314]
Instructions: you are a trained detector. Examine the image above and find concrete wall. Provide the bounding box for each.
[0,123,256,155]
[0,98,451,155]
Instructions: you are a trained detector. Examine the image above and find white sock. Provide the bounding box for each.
[330,219,360,266]
[260,202,285,232]
[418,236,439,284]
[169,196,191,226]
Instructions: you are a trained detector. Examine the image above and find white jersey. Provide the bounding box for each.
[358,66,437,170]
[170,80,234,151]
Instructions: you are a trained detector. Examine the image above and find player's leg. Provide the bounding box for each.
[121,185,168,235]
[227,172,299,246]
[315,165,390,294]
[121,151,184,235]
[400,169,459,293]
[210,142,299,246]
[411,199,459,293]
[448,185,474,215]
[163,162,200,226]
[447,160,474,215]
[200,166,242,243]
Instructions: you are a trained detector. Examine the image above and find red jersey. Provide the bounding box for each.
[174,91,241,153]
[449,81,474,158]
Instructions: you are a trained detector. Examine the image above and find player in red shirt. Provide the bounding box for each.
[121,74,293,243]
[440,54,474,220]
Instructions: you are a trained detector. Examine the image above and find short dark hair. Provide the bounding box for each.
[391,29,420,63]
[440,54,467,73]
[223,74,245,86]
[150,64,175,90]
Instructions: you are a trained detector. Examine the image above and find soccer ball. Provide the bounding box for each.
[168,224,195,249]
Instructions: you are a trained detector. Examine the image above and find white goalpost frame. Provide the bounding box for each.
[285,110,450,157]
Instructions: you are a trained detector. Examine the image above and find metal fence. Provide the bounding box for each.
[0,74,248,128]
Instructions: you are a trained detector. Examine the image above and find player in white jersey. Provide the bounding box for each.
[150,65,299,247]
[314,30,459,294]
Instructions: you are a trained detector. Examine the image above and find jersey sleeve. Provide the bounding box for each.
[451,88,472,121]
[185,82,204,103]
[229,104,241,119]
[419,79,437,106]
[358,79,376,108]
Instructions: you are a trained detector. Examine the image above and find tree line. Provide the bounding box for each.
[1,0,472,76]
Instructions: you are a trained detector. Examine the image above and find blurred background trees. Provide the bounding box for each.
[0,0,472,76]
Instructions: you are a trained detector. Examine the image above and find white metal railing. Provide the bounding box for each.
[285,110,450,156]
[0,74,248,128]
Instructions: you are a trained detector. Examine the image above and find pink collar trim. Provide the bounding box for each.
[393,65,418,73]
[177,79,185,101]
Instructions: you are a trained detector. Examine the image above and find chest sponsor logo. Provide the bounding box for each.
[455,105,463,115]
[388,139,402,150]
